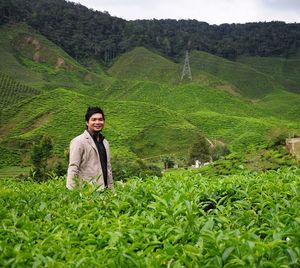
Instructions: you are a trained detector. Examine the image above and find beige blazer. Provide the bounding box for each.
[67,130,113,190]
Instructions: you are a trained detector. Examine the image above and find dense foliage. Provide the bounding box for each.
[1,0,299,62]
[1,167,300,266]
[30,133,53,181]
[192,145,298,177]
[189,134,211,164]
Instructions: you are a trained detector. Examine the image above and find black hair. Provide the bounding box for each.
[85,106,105,122]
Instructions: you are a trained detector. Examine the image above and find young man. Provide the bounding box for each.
[67,107,113,190]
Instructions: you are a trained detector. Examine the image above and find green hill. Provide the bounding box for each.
[0,72,40,109]
[189,50,277,99]
[101,79,300,149]
[0,88,199,167]
[0,23,110,93]
[2,83,299,168]
[237,56,300,93]
[108,47,283,100]
[1,24,300,170]
[108,47,181,83]
[254,89,300,122]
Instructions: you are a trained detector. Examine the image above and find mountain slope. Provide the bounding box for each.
[0,72,40,110]
[1,25,300,169]
[237,56,300,93]
[108,47,181,83]
[190,50,278,99]
[0,88,199,167]
[108,47,286,100]
[0,23,110,93]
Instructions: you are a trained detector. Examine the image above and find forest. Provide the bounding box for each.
[1,0,300,63]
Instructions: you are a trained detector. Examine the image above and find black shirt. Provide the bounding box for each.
[89,131,108,187]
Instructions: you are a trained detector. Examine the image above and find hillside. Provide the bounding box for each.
[104,48,300,149]
[108,47,180,83]
[107,47,290,100]
[0,71,40,109]
[0,88,199,167]
[1,24,300,170]
[1,82,299,168]
[190,51,277,99]
[0,23,110,93]
[237,56,300,93]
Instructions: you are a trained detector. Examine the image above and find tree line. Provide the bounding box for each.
[1,0,300,63]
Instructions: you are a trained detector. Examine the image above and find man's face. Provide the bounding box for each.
[86,113,104,133]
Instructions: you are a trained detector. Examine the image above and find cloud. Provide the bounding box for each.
[262,0,300,11]
[72,0,300,24]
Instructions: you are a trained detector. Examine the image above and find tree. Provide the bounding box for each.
[30,133,53,181]
[2,0,300,61]
[189,134,211,165]
[161,155,175,170]
[111,155,162,180]
[211,142,230,161]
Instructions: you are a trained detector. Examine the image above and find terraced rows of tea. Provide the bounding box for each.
[1,167,300,267]
[0,72,40,109]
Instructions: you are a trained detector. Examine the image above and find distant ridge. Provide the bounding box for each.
[1,0,299,62]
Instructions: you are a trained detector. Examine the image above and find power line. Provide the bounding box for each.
[181,50,192,81]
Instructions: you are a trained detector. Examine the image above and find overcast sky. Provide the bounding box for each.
[71,0,300,25]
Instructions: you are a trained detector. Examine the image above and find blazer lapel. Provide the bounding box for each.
[84,130,98,152]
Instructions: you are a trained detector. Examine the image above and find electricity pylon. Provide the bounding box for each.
[181,50,192,81]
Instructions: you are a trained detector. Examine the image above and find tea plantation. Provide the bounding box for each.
[1,167,300,267]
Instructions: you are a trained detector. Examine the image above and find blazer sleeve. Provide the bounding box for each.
[66,138,83,189]
[105,140,114,189]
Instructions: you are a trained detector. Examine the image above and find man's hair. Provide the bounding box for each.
[85,106,105,122]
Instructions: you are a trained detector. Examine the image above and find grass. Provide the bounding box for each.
[190,50,277,99]
[254,89,300,122]
[237,56,300,93]
[108,47,181,83]
[101,80,300,152]
[187,109,298,151]
[0,23,110,92]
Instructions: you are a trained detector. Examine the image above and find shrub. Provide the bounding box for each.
[266,127,290,148]
[189,133,211,164]
[211,142,230,161]
[30,133,53,181]
[161,155,175,169]
[111,156,162,181]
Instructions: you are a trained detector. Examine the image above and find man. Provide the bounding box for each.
[67,107,113,190]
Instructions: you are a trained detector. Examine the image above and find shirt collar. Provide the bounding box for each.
[87,129,104,142]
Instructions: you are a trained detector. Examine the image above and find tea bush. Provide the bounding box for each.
[0,167,300,267]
